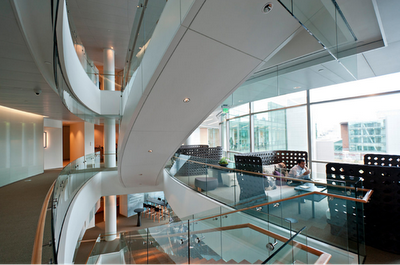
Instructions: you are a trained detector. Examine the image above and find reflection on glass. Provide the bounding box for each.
[228,103,249,118]
[252,91,306,113]
[208,128,220,147]
[311,93,400,164]
[228,116,250,153]
[310,72,400,103]
[253,110,287,151]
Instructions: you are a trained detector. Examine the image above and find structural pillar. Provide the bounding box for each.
[104,195,117,241]
[103,48,115,91]
[103,48,116,167]
[104,118,116,167]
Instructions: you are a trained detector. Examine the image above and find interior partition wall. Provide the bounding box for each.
[0,105,44,187]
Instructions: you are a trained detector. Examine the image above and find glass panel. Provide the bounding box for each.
[167,148,369,263]
[208,128,220,147]
[280,0,357,80]
[223,69,278,109]
[228,116,250,153]
[311,93,400,164]
[86,236,101,264]
[42,196,56,264]
[228,103,250,118]
[252,91,306,112]
[122,229,149,264]
[147,222,188,264]
[253,109,288,151]
[52,152,112,255]
[311,72,400,103]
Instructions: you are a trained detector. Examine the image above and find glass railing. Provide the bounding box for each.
[36,182,57,265]
[165,153,372,263]
[51,152,117,262]
[115,205,329,264]
[86,236,102,264]
[122,0,167,89]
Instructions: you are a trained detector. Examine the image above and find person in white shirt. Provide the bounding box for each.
[289,158,311,180]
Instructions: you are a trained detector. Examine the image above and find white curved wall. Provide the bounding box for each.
[56,0,101,114]
[57,169,222,263]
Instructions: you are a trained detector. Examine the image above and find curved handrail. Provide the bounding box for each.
[31,180,56,264]
[114,223,331,264]
[171,155,374,202]
[51,152,114,260]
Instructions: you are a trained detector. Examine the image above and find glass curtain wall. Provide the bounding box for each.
[222,71,400,181]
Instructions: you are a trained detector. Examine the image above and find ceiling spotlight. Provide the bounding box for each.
[263,2,273,14]
[183,98,190,103]
[148,150,153,153]
[293,86,301,89]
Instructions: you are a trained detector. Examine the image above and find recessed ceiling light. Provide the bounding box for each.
[293,86,301,89]
[263,3,273,14]
[183,98,190,103]
[148,150,153,153]
[238,100,243,102]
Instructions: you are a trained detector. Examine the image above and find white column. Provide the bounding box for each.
[104,119,116,167]
[103,48,115,91]
[104,195,117,241]
[75,44,87,72]
[103,48,116,167]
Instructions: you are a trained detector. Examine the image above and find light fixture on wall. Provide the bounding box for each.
[44,132,48,148]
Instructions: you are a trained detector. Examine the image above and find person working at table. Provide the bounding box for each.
[289,158,311,181]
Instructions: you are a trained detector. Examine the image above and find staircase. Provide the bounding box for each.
[129,246,264,264]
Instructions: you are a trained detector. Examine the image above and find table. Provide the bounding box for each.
[146,197,165,206]
[294,183,327,218]
[134,208,144,227]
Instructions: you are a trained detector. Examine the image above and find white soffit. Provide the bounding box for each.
[189,0,301,61]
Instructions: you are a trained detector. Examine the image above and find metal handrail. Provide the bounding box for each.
[171,155,374,200]
[31,180,56,264]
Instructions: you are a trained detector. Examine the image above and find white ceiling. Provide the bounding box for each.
[216,0,400,110]
[0,0,81,121]
[1,0,400,126]
[66,0,138,71]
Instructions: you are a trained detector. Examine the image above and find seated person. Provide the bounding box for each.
[273,162,288,186]
[288,159,311,185]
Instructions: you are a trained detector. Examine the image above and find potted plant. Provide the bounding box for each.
[218,157,229,167]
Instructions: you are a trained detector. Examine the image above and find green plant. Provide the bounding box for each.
[219,157,229,165]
